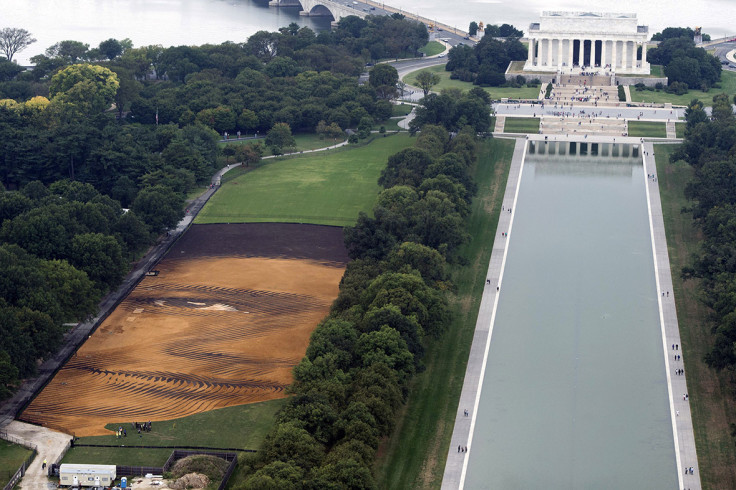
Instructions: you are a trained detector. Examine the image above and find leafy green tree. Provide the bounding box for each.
[357,116,373,139]
[415,70,441,96]
[69,232,127,291]
[310,458,376,489]
[0,58,24,81]
[469,22,479,37]
[368,64,399,100]
[378,147,433,188]
[242,461,305,490]
[131,185,184,233]
[45,40,89,63]
[260,422,325,469]
[386,241,447,283]
[265,122,295,155]
[98,38,124,60]
[0,350,19,400]
[49,64,119,113]
[275,393,338,444]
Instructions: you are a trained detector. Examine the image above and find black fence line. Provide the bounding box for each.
[1,172,224,427]
[113,449,238,487]
[3,448,36,490]
[73,443,256,452]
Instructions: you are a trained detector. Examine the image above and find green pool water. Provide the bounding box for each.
[464,141,677,489]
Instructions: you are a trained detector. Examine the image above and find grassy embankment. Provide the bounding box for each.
[627,121,667,138]
[197,133,414,226]
[61,399,286,467]
[630,70,736,105]
[656,144,736,489]
[375,137,515,488]
[374,103,414,131]
[419,41,446,57]
[503,117,540,134]
[218,133,346,156]
[676,122,686,139]
[404,64,541,99]
[0,440,34,488]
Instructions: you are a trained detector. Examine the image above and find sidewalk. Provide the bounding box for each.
[4,420,70,490]
[643,141,702,490]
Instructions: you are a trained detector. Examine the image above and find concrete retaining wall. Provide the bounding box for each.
[616,76,668,87]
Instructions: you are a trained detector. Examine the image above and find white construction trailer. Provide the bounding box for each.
[59,464,116,487]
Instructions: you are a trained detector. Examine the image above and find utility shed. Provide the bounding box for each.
[59,464,116,487]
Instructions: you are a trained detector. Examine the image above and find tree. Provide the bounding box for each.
[469,22,479,37]
[49,64,120,113]
[45,40,89,63]
[415,70,441,96]
[235,144,263,166]
[131,185,184,233]
[265,122,295,155]
[368,64,399,100]
[0,28,36,62]
[98,38,124,60]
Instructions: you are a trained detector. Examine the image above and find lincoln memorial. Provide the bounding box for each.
[524,11,650,75]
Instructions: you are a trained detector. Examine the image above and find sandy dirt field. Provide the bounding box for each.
[21,224,348,436]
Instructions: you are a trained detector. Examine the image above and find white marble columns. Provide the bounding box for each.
[527,37,648,72]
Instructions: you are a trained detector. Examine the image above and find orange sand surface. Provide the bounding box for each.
[22,256,344,436]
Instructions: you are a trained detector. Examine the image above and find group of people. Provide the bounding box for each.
[134,420,152,434]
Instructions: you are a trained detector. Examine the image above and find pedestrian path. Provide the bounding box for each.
[4,420,70,490]
[493,115,505,133]
[644,141,702,490]
[441,136,526,489]
[540,115,626,136]
[666,121,677,139]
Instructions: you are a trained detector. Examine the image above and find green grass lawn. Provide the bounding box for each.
[0,440,33,488]
[676,122,686,139]
[61,399,286,467]
[196,133,414,226]
[219,133,345,157]
[627,121,667,138]
[655,144,736,488]
[375,119,404,132]
[503,117,540,134]
[630,70,736,105]
[419,41,445,57]
[392,103,413,117]
[403,64,541,99]
[375,138,514,488]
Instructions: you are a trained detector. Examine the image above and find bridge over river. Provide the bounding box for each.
[269,0,468,36]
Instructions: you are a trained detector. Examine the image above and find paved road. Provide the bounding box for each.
[712,41,736,71]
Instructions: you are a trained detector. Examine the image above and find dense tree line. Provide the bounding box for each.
[670,95,736,370]
[445,34,526,87]
[238,112,481,487]
[647,28,721,92]
[0,179,166,398]
[0,16,429,400]
[409,86,493,133]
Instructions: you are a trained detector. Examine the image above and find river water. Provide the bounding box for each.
[5,0,734,65]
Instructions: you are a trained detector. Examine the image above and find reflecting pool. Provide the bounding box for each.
[464,141,676,489]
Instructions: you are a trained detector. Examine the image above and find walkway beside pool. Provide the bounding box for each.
[440,136,526,489]
[643,141,702,490]
[441,135,701,490]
